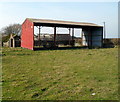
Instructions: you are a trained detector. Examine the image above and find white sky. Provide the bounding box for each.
[0,1,118,38]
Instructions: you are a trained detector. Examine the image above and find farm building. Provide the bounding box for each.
[21,18,103,50]
[3,34,21,47]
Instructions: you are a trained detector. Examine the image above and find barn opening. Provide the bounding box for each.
[34,27,82,48]
[21,18,103,50]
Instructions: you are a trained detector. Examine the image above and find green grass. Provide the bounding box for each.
[2,47,118,100]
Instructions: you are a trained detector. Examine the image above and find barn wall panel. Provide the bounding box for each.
[92,27,103,47]
[21,19,34,50]
[82,27,103,48]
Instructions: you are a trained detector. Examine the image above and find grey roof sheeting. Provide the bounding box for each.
[27,18,103,27]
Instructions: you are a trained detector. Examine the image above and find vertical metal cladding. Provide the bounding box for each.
[82,27,103,48]
[21,19,34,50]
[91,27,103,47]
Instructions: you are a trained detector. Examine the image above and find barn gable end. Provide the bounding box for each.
[21,19,34,50]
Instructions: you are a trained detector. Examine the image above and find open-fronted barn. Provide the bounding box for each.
[21,18,103,50]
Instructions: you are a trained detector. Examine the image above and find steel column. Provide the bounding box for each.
[54,27,56,47]
[72,28,74,46]
[88,28,90,48]
[38,26,41,47]
[68,28,71,45]
[90,28,92,48]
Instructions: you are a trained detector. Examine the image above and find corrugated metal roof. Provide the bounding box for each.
[27,18,102,27]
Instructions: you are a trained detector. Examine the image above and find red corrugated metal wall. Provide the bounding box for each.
[21,19,34,50]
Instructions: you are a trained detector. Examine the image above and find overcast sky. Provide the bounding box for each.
[0,2,118,38]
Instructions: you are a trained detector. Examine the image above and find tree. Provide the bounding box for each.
[1,23,21,36]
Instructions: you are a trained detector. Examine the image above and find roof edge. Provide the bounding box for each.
[24,18,103,27]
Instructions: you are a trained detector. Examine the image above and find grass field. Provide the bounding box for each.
[2,47,118,100]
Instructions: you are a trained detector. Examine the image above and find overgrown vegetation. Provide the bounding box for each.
[1,23,21,43]
[103,38,120,48]
[2,47,118,100]
[1,24,21,36]
[2,35,10,43]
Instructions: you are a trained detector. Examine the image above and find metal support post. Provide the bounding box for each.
[54,27,56,47]
[72,28,74,46]
[38,26,41,47]
[68,28,71,45]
